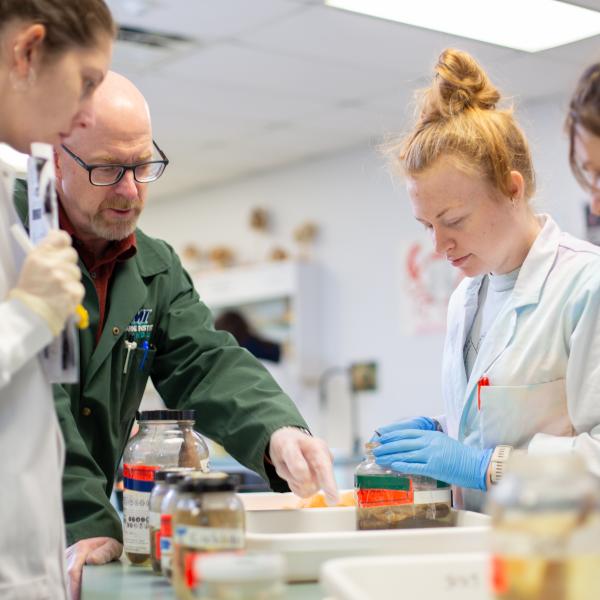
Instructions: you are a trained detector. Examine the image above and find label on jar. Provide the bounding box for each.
[355,475,451,508]
[356,474,413,507]
[160,536,172,571]
[160,514,173,572]
[355,474,411,491]
[174,525,244,550]
[412,489,452,504]
[123,463,158,554]
[357,487,414,507]
[491,555,509,595]
[149,510,161,529]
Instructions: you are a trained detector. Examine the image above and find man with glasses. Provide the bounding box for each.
[14,71,338,597]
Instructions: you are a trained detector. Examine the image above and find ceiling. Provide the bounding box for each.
[105,0,600,200]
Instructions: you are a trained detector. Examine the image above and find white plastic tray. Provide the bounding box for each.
[321,553,491,600]
[239,491,491,582]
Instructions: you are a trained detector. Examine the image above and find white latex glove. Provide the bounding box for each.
[269,427,340,506]
[65,537,122,600]
[8,230,84,336]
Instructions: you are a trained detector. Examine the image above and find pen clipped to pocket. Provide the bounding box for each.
[477,375,490,411]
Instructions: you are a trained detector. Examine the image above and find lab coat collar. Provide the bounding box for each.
[510,214,559,310]
[134,228,170,277]
[459,214,559,314]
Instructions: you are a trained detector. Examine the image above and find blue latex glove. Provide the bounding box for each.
[373,429,493,491]
[372,416,438,441]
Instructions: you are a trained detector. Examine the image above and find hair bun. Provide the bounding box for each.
[420,48,501,123]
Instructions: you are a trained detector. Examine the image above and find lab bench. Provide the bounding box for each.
[82,560,323,600]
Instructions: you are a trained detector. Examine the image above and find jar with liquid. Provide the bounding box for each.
[487,453,600,600]
[149,468,194,574]
[172,474,245,600]
[354,441,452,530]
[161,470,201,580]
[122,410,209,565]
[193,553,285,600]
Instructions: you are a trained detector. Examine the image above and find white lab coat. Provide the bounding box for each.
[441,215,600,512]
[0,158,68,599]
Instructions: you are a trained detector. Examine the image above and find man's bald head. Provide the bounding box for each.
[56,71,157,252]
[64,71,151,148]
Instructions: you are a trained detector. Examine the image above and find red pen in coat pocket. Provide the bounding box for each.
[477,375,490,410]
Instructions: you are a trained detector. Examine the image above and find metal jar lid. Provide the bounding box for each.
[136,409,196,421]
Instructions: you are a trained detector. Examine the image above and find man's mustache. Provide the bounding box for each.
[100,198,141,211]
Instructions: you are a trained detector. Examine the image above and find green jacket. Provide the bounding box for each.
[14,182,308,545]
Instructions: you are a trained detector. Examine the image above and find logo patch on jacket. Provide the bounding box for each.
[127,308,154,341]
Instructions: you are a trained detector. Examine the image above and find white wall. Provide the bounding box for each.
[139,94,587,451]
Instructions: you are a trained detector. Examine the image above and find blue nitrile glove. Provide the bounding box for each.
[371,416,439,441]
[373,429,493,491]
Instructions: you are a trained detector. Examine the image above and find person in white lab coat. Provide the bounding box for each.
[566,61,600,215]
[0,2,113,598]
[373,48,600,513]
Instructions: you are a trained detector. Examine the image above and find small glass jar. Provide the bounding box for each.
[194,553,285,600]
[122,410,209,565]
[161,470,200,580]
[149,468,194,574]
[172,474,245,600]
[487,453,600,600]
[354,441,451,530]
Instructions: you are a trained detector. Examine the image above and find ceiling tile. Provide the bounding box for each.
[106,0,305,41]
[485,54,583,103]
[538,34,600,66]
[135,73,325,122]
[238,4,518,75]
[163,42,402,102]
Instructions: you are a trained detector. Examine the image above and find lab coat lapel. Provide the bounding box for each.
[464,307,517,405]
[1,165,26,274]
[447,276,482,420]
[86,258,147,384]
[461,214,560,408]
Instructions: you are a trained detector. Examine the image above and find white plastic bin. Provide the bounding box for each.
[239,492,490,582]
[321,553,491,600]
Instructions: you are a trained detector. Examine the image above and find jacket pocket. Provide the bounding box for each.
[120,347,157,424]
[479,379,574,448]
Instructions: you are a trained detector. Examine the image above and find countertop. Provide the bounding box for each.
[82,560,323,599]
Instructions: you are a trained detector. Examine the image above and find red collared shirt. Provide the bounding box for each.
[59,202,136,343]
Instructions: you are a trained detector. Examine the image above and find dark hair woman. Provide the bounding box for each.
[0,2,114,599]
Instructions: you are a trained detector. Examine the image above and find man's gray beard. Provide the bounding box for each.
[90,214,138,241]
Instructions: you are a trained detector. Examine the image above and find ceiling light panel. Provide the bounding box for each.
[325,0,600,52]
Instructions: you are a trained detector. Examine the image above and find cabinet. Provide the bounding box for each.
[193,260,322,383]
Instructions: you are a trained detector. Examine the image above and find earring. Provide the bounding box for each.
[510,196,517,208]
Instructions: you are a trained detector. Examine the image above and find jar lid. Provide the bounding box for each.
[136,409,196,422]
[182,471,228,481]
[178,473,241,493]
[154,467,194,482]
[165,470,196,485]
[194,553,285,583]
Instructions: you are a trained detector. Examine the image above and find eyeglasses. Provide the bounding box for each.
[577,162,600,192]
[61,140,169,186]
